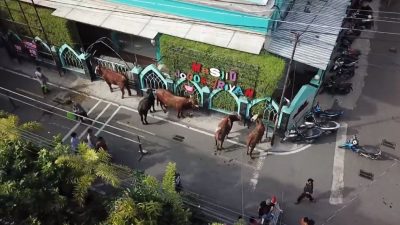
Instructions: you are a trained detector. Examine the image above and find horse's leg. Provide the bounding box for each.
[220,137,225,150]
[246,145,250,155]
[144,111,149,125]
[151,102,156,112]
[107,82,113,92]
[250,147,255,159]
[126,83,132,96]
[140,113,145,125]
[120,86,125,99]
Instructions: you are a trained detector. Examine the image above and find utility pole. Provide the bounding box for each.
[29,0,63,77]
[271,32,301,146]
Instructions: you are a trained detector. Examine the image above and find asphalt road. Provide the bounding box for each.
[1,2,400,223]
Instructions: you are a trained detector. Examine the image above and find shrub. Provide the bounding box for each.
[211,91,237,112]
[250,100,267,116]
[160,35,286,98]
[0,1,79,46]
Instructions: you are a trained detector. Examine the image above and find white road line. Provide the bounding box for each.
[62,122,81,142]
[15,88,44,99]
[120,106,310,155]
[96,106,121,136]
[329,123,347,205]
[87,100,102,115]
[78,102,110,139]
[63,100,103,142]
[116,121,156,136]
[249,155,266,190]
[1,67,311,155]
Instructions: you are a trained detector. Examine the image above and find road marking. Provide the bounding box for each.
[120,106,311,155]
[215,153,257,170]
[78,102,110,139]
[62,100,104,142]
[96,106,121,136]
[15,88,44,99]
[249,155,265,190]
[116,121,156,136]
[1,67,311,155]
[87,100,102,115]
[329,123,347,205]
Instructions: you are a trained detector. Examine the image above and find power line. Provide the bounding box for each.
[38,0,400,37]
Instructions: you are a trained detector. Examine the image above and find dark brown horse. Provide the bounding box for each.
[214,114,242,150]
[95,64,131,99]
[155,89,199,118]
[246,114,265,158]
[138,88,155,125]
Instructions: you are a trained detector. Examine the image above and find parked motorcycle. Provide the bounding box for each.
[281,125,323,143]
[322,80,353,95]
[303,113,340,134]
[335,67,355,81]
[330,57,357,72]
[313,103,344,120]
[339,135,381,160]
[337,47,361,57]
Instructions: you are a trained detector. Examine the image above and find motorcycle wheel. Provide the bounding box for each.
[305,139,315,144]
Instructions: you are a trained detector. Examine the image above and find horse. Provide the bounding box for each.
[138,88,156,125]
[214,114,242,150]
[94,64,132,99]
[246,114,265,158]
[155,89,199,118]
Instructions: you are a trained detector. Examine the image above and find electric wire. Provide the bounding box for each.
[0,89,256,223]
[23,0,400,38]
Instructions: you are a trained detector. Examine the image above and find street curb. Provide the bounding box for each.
[0,65,311,155]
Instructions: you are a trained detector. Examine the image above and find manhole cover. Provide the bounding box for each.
[173,135,185,142]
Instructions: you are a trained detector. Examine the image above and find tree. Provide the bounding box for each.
[0,111,120,224]
[106,162,191,225]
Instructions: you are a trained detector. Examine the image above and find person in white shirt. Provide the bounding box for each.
[34,67,48,94]
[86,128,97,148]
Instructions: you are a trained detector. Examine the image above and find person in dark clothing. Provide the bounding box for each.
[295,178,315,204]
[72,102,88,123]
[300,217,315,225]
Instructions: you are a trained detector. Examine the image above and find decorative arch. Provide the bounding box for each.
[58,44,84,73]
[175,78,203,106]
[209,89,240,114]
[139,64,168,90]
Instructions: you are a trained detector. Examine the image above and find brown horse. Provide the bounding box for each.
[155,89,199,118]
[215,114,242,150]
[246,114,265,158]
[95,64,131,99]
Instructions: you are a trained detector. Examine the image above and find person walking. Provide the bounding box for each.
[95,136,108,152]
[295,178,315,204]
[70,132,79,153]
[72,102,88,123]
[86,128,97,148]
[34,67,49,95]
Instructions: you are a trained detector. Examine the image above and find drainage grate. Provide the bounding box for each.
[382,139,396,149]
[173,135,185,142]
[359,170,374,180]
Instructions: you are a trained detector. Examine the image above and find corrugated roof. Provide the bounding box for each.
[267,0,350,70]
[26,0,266,54]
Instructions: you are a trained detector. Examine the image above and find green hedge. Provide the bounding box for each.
[160,35,286,98]
[0,1,79,46]
[211,91,237,112]
[250,100,266,116]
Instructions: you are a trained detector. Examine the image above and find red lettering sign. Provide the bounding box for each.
[244,88,255,98]
[200,77,207,85]
[192,62,202,73]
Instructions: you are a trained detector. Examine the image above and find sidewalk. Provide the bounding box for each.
[0,48,308,153]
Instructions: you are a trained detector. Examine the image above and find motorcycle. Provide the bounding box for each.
[303,113,340,134]
[322,80,353,95]
[313,103,343,120]
[339,135,382,160]
[281,124,323,143]
[330,57,357,72]
[333,68,355,81]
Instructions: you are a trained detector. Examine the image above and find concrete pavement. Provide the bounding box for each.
[0,47,309,155]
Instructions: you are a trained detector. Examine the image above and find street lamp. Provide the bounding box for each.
[271,32,301,146]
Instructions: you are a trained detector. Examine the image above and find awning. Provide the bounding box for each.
[27,0,266,55]
[267,0,350,70]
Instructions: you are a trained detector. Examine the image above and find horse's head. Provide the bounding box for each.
[94,64,102,76]
[228,113,242,123]
[188,95,199,109]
